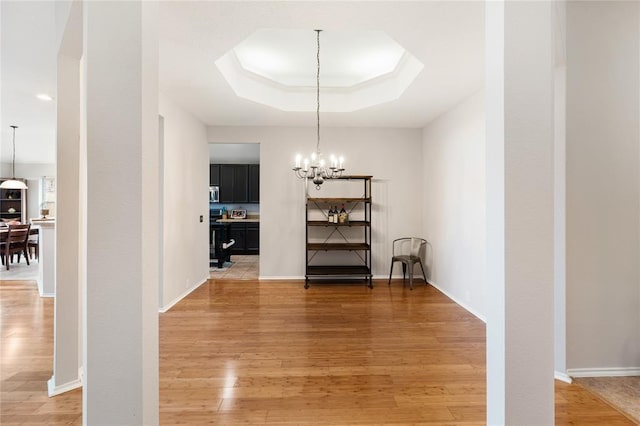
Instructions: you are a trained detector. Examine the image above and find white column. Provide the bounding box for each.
[486,1,555,424]
[48,48,83,396]
[83,1,159,424]
[35,220,56,297]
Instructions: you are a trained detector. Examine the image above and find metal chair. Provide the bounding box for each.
[388,237,428,290]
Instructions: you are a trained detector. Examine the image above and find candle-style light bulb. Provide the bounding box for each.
[303,158,309,171]
[339,156,344,169]
[295,154,302,168]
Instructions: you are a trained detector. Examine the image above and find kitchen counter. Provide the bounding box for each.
[216,218,260,223]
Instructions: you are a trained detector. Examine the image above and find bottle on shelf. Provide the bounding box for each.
[339,204,348,224]
[327,206,333,223]
[333,206,339,223]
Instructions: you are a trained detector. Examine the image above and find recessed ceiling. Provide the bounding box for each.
[233,29,406,88]
[216,29,423,112]
[159,1,484,128]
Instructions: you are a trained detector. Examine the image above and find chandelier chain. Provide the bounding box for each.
[11,126,17,178]
[291,29,345,189]
[316,29,321,155]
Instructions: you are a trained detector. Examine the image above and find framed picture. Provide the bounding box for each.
[231,209,247,219]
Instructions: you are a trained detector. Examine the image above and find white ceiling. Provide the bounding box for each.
[209,143,259,165]
[1,1,484,165]
[1,1,57,165]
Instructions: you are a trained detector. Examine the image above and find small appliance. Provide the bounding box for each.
[209,186,219,203]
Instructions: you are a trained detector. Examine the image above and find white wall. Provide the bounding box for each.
[421,91,486,319]
[207,126,423,279]
[159,93,209,310]
[566,1,640,373]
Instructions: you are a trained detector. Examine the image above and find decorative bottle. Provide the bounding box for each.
[339,204,348,224]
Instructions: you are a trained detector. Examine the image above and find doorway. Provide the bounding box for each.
[208,143,260,280]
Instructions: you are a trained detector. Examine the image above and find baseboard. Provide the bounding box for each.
[47,375,82,397]
[567,367,640,377]
[159,276,209,313]
[39,291,55,298]
[427,280,486,323]
[258,275,303,280]
[554,371,573,383]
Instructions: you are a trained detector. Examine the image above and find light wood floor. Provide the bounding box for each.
[1,278,634,425]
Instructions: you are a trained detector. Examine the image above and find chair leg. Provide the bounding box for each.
[402,263,407,281]
[24,249,30,266]
[408,262,414,290]
[388,261,394,285]
[418,259,428,285]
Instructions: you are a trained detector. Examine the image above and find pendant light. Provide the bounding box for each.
[0,126,28,190]
[292,30,345,189]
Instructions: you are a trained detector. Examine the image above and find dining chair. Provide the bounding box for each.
[3,223,31,270]
[388,237,428,290]
[27,229,39,260]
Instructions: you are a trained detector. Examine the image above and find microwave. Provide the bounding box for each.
[209,186,219,203]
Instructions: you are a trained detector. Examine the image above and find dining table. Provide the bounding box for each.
[0,225,39,269]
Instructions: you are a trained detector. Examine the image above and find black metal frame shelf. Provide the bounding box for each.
[304,175,373,289]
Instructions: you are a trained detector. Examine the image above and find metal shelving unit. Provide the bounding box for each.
[304,175,373,289]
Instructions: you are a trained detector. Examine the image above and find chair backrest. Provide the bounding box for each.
[393,237,426,257]
[7,224,30,245]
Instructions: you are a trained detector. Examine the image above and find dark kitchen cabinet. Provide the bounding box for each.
[216,164,257,203]
[246,223,259,253]
[228,222,259,254]
[209,164,220,186]
[229,223,246,254]
[248,165,260,203]
[219,165,248,203]
[232,165,248,202]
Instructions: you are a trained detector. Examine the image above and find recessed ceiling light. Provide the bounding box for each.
[36,94,54,101]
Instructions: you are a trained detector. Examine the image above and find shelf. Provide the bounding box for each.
[307,220,369,227]
[0,199,21,201]
[306,265,371,276]
[307,197,371,203]
[307,243,370,251]
[304,175,372,289]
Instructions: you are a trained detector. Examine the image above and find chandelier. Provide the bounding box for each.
[292,30,345,190]
[0,126,28,190]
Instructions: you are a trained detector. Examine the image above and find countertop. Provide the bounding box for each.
[216,218,260,223]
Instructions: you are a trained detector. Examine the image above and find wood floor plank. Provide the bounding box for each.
[0,279,635,425]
